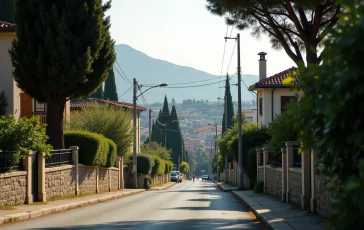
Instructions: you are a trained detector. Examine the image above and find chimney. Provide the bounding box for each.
[258,52,267,81]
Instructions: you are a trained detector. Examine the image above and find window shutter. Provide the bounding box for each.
[259,98,263,116]
[281,96,296,112]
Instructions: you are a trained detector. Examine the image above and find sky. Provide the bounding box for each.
[106,0,296,79]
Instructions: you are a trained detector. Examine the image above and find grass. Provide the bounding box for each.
[32,201,48,205]
[48,192,95,202]
[0,206,15,210]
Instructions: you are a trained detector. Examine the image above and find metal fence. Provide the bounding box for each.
[268,152,282,168]
[259,150,264,165]
[0,150,24,173]
[292,145,302,167]
[45,149,73,168]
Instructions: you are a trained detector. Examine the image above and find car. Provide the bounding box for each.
[171,171,182,183]
[202,175,210,181]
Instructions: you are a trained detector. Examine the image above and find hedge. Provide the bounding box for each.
[164,161,174,174]
[105,138,117,167]
[151,155,167,176]
[129,154,154,174]
[180,161,189,174]
[64,130,109,167]
[144,176,152,190]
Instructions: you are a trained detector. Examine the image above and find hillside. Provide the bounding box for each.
[114,44,259,103]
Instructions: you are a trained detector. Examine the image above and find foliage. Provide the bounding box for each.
[294,2,364,229]
[64,102,132,158]
[222,74,234,134]
[90,85,104,99]
[0,115,53,163]
[141,142,172,161]
[64,130,109,167]
[151,155,166,176]
[144,176,152,190]
[104,69,118,101]
[190,143,210,176]
[267,100,300,153]
[180,161,190,174]
[129,154,154,175]
[105,138,117,167]
[164,161,174,174]
[247,148,258,186]
[206,0,345,67]
[10,0,115,149]
[0,92,8,116]
[0,0,14,22]
[254,181,264,194]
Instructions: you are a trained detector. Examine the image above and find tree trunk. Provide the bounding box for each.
[306,43,320,68]
[46,100,66,149]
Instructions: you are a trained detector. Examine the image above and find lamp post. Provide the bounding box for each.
[133,79,167,189]
[208,123,218,181]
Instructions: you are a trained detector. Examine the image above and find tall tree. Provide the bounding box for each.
[151,120,161,144]
[0,0,14,22]
[169,105,184,164]
[160,95,170,147]
[0,91,8,116]
[104,69,118,101]
[10,0,115,148]
[90,85,104,99]
[222,74,234,134]
[206,0,345,68]
[171,98,176,105]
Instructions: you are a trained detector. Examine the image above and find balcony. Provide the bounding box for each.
[33,113,47,125]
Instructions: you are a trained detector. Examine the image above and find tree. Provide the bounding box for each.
[206,0,345,68]
[141,141,172,161]
[10,0,115,149]
[160,95,170,147]
[104,69,118,101]
[151,120,162,144]
[0,0,14,22]
[0,91,8,116]
[90,85,104,99]
[222,74,234,134]
[169,105,184,164]
[171,98,176,105]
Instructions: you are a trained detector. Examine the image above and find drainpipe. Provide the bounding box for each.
[271,88,276,122]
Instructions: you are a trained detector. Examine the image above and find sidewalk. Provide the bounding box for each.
[0,189,144,225]
[217,182,326,230]
[150,182,177,190]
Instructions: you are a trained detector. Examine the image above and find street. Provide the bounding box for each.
[2,181,264,230]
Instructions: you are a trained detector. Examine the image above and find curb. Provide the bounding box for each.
[0,189,145,225]
[150,182,177,191]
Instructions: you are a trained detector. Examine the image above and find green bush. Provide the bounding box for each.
[144,176,152,190]
[105,138,117,167]
[151,155,166,176]
[64,130,109,167]
[164,161,173,174]
[254,181,264,194]
[0,92,8,116]
[0,115,52,164]
[180,161,189,174]
[129,154,154,174]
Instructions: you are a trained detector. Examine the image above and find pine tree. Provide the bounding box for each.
[104,69,118,101]
[90,85,104,99]
[10,0,115,149]
[222,74,234,134]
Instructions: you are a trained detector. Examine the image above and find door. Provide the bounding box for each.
[20,93,33,118]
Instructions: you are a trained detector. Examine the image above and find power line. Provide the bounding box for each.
[115,60,132,84]
[118,86,132,99]
[113,65,130,85]
[142,76,222,86]
[226,41,237,74]
[163,80,224,89]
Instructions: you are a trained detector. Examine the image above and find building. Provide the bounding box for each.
[0,21,70,123]
[248,52,298,126]
[245,108,257,123]
[70,98,146,153]
[194,125,222,141]
[184,137,205,151]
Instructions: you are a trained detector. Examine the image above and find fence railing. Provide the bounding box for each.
[45,149,73,168]
[259,150,264,165]
[292,145,302,167]
[0,150,24,173]
[268,152,282,168]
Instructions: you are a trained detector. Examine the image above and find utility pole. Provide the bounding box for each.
[225,33,243,188]
[148,109,152,152]
[224,95,228,182]
[215,123,218,181]
[132,78,138,189]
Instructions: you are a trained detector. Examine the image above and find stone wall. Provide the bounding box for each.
[0,171,27,206]
[315,173,333,217]
[45,165,76,200]
[110,168,119,191]
[79,165,97,194]
[257,167,264,182]
[98,167,109,193]
[289,168,302,204]
[265,166,282,198]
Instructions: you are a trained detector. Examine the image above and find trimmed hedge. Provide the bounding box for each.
[129,154,154,174]
[151,155,166,176]
[180,161,189,174]
[64,130,109,167]
[165,161,174,174]
[144,176,152,190]
[105,138,117,167]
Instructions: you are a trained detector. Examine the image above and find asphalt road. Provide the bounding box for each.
[3,180,264,230]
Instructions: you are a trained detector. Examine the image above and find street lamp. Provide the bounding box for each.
[133,78,167,189]
[208,123,218,181]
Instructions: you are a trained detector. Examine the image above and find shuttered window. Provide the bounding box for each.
[259,98,263,116]
[281,96,296,113]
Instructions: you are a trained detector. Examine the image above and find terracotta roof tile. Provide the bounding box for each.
[249,67,299,90]
[194,126,222,133]
[0,21,16,32]
[70,98,146,112]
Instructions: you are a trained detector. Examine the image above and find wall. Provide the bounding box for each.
[265,166,282,198]
[98,167,109,193]
[257,167,264,182]
[0,171,27,206]
[79,165,97,194]
[314,172,333,217]
[288,168,302,205]
[45,165,76,200]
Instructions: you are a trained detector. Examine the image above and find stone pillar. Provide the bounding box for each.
[119,157,124,189]
[38,152,46,202]
[256,148,263,181]
[71,146,79,195]
[96,166,100,193]
[285,141,297,203]
[116,158,121,190]
[108,168,111,191]
[310,149,319,213]
[281,147,287,202]
[263,147,269,194]
[301,144,311,209]
[24,151,34,204]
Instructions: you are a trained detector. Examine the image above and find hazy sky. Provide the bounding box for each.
[107,0,296,77]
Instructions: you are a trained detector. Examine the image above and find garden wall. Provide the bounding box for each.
[0,171,27,206]
[265,166,282,198]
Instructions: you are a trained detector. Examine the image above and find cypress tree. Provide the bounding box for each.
[104,69,118,101]
[0,0,14,22]
[10,0,115,148]
[160,95,170,147]
[0,91,8,116]
[151,110,163,144]
[90,85,104,99]
[169,105,183,164]
[222,74,234,134]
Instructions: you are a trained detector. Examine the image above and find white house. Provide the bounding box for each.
[248,52,298,126]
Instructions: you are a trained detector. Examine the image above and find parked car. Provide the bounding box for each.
[171,171,182,183]
[202,175,210,181]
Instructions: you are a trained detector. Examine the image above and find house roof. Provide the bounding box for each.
[185,138,204,142]
[0,21,16,32]
[194,126,222,133]
[248,67,299,91]
[70,98,146,112]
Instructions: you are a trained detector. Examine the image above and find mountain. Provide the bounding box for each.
[114,44,259,104]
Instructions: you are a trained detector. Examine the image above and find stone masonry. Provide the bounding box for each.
[110,168,119,191]
[45,166,76,200]
[258,167,264,182]
[289,169,302,204]
[315,173,333,217]
[0,171,27,206]
[98,168,109,193]
[265,166,282,198]
[79,166,97,194]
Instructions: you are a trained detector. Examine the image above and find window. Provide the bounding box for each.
[281,96,297,113]
[247,117,253,122]
[259,98,263,116]
[35,100,46,112]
